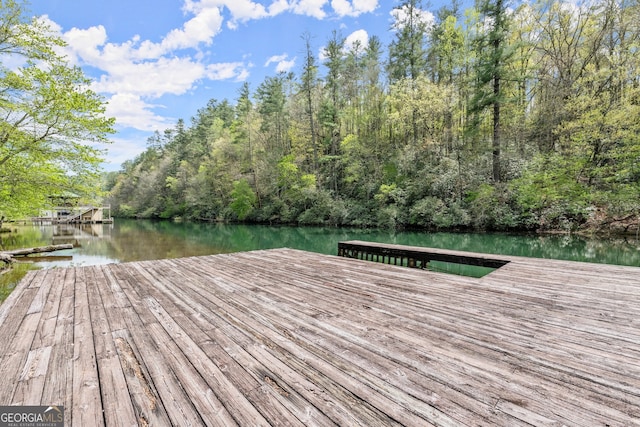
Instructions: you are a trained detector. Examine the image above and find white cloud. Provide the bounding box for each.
[331,0,378,17]
[268,0,291,16]
[184,0,277,27]
[92,57,207,97]
[106,94,173,131]
[61,25,108,65]
[344,29,369,53]
[276,58,296,73]
[206,62,250,80]
[235,67,251,81]
[291,0,328,19]
[102,135,150,170]
[318,47,326,62]
[39,0,381,141]
[265,54,288,67]
[161,7,223,51]
[224,0,269,23]
[62,5,223,65]
[318,29,368,61]
[184,0,375,22]
[265,54,296,73]
[44,2,250,135]
[390,3,434,32]
[318,46,327,62]
[37,15,62,33]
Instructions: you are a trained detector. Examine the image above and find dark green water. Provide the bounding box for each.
[2,219,639,300]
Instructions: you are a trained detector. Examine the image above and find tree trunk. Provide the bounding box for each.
[0,253,12,265]
[1,243,74,268]
[493,74,501,182]
[2,243,74,257]
[492,0,502,183]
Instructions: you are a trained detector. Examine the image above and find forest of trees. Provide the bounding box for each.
[106,0,640,234]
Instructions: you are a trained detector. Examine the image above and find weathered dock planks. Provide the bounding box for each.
[0,246,639,426]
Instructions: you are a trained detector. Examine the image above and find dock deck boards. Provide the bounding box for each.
[0,246,639,426]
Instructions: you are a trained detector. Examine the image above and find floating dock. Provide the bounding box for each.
[338,240,511,269]
[0,245,639,425]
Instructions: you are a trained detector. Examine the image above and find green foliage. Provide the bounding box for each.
[428,13,465,83]
[0,0,114,220]
[377,205,401,230]
[277,155,299,192]
[466,183,518,230]
[118,204,135,218]
[388,76,454,146]
[409,197,471,229]
[512,156,592,230]
[374,184,404,205]
[297,189,334,225]
[230,179,257,220]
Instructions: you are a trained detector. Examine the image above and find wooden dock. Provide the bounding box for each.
[0,245,639,426]
[338,240,510,269]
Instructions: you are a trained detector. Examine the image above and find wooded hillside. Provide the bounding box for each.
[106,0,640,234]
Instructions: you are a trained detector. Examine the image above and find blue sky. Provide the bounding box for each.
[29,0,463,171]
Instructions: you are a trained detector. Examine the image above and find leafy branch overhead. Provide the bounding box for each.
[0,0,115,220]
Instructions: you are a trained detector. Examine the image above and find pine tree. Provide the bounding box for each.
[387,0,430,83]
[471,0,513,182]
[300,33,319,177]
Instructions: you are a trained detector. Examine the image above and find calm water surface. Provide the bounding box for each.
[1,219,639,300]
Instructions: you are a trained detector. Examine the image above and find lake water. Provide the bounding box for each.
[2,219,639,300]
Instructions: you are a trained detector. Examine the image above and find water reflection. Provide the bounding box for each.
[1,219,639,269]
